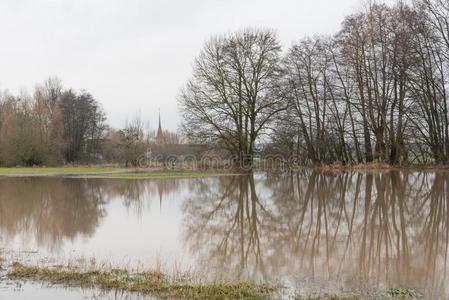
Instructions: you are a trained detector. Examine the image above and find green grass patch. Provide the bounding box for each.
[7,263,274,299]
[294,292,362,300]
[0,167,233,179]
[387,288,422,299]
[5,263,426,299]
[293,288,423,300]
[92,172,231,179]
[0,167,120,176]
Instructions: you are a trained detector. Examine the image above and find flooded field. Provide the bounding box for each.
[0,170,448,299]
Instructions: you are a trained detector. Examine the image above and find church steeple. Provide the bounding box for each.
[157,110,162,135]
[156,110,164,144]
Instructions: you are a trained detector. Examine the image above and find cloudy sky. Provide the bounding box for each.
[0,0,394,131]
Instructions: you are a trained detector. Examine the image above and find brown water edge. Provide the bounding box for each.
[0,280,150,300]
[0,172,448,299]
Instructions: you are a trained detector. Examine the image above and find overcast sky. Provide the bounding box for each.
[0,0,395,131]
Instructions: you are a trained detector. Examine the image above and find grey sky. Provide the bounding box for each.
[0,0,394,131]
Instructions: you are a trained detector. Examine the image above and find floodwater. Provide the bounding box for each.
[0,171,449,299]
[0,281,150,300]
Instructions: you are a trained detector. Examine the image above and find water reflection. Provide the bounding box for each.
[0,177,184,251]
[0,178,106,250]
[0,171,448,297]
[182,171,449,297]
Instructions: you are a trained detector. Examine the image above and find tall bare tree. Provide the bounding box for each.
[180,29,285,166]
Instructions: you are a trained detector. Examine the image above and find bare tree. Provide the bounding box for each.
[274,2,441,166]
[180,29,285,167]
[280,37,344,164]
[120,114,148,167]
[408,0,449,163]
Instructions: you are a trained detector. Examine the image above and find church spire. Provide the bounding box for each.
[156,109,163,143]
[157,109,162,133]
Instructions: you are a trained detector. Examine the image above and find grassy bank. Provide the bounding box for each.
[90,171,231,179]
[0,167,231,179]
[1,164,448,178]
[7,263,275,300]
[311,161,449,173]
[4,262,422,300]
[0,166,119,176]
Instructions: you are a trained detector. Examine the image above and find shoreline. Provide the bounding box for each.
[0,260,421,300]
[0,167,235,179]
[0,163,448,178]
[309,163,449,173]
[6,262,275,300]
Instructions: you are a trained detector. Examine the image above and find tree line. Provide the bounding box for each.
[0,79,179,167]
[0,78,106,166]
[2,0,447,167]
[180,0,449,166]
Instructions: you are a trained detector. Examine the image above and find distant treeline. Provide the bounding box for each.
[0,78,179,167]
[180,0,449,166]
[0,78,107,166]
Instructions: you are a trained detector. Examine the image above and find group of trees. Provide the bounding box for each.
[103,115,181,167]
[0,77,184,167]
[180,0,449,165]
[0,78,106,166]
[3,0,447,167]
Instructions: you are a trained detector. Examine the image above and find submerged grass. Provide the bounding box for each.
[387,288,422,299]
[293,288,422,300]
[4,262,424,299]
[7,263,275,299]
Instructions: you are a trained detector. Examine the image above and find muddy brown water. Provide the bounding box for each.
[0,171,448,299]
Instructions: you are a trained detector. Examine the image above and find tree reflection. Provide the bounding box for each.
[0,178,107,250]
[0,177,184,251]
[183,171,449,297]
[182,175,273,281]
[1,172,448,297]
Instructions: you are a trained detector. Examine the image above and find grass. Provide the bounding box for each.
[312,161,449,173]
[7,263,275,299]
[0,167,231,179]
[3,262,425,299]
[294,295,362,300]
[293,288,422,300]
[90,172,231,179]
[387,288,422,299]
[0,166,120,176]
[313,162,392,172]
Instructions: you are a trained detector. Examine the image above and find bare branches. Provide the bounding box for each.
[273,0,449,165]
[0,78,107,166]
[179,29,284,166]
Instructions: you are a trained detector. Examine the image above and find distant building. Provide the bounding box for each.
[150,112,210,161]
[155,111,165,145]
